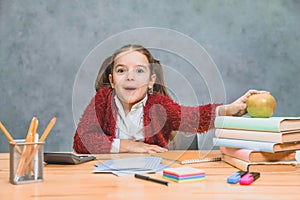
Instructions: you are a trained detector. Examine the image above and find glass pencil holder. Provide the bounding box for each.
[9,139,44,184]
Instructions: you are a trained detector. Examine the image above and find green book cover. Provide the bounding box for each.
[214,116,300,132]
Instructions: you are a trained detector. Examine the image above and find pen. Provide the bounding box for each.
[134,174,170,186]
[34,133,39,180]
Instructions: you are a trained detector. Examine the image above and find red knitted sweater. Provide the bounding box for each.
[73,87,220,153]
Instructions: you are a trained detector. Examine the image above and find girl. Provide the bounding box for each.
[73,44,265,154]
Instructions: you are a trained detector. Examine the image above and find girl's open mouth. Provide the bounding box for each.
[124,87,137,91]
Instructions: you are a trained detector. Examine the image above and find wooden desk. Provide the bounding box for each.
[0,151,299,200]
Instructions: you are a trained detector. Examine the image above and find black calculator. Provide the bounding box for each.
[44,152,96,164]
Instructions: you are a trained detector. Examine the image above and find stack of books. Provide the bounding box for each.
[213,116,300,172]
[163,167,205,183]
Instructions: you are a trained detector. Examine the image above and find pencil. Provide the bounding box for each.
[22,117,57,175]
[39,117,56,142]
[22,142,42,176]
[31,117,38,143]
[29,118,38,173]
[16,133,33,176]
[18,117,37,176]
[17,117,38,176]
[26,117,36,142]
[0,122,22,154]
[0,122,14,142]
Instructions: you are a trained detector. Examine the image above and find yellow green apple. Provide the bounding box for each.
[246,93,276,118]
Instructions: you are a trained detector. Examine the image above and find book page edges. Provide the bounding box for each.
[215,129,300,143]
[222,155,297,172]
[220,146,296,162]
[215,116,300,132]
[281,119,300,131]
[220,146,252,161]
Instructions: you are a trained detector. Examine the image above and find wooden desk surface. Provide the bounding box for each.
[0,151,299,200]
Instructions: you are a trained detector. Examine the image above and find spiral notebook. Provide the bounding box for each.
[152,150,221,164]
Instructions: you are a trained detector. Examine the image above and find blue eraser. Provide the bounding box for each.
[227,171,247,184]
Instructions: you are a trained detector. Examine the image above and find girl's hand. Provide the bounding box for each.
[120,140,168,154]
[219,89,269,116]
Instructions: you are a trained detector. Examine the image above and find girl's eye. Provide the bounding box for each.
[136,68,145,73]
[116,68,126,73]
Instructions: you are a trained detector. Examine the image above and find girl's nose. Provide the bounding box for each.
[126,70,135,80]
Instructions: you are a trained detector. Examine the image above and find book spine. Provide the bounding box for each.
[220,146,297,162]
[222,155,297,172]
[215,129,283,143]
[213,138,276,152]
[214,116,281,132]
[222,155,248,171]
[220,146,252,162]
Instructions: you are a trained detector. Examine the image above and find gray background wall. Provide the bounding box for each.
[0,0,299,152]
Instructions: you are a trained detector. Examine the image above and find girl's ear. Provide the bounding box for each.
[148,74,156,89]
[109,74,114,88]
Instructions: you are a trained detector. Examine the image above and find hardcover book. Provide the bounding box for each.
[220,146,296,162]
[215,128,300,143]
[213,138,300,153]
[214,116,300,132]
[222,154,297,172]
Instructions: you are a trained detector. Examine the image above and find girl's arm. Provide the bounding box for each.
[175,103,221,133]
[73,93,114,154]
[146,95,221,134]
[218,89,269,116]
[119,139,168,154]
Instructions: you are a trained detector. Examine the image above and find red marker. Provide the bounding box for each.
[239,172,260,185]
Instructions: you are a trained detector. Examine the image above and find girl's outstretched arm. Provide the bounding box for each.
[218,89,269,116]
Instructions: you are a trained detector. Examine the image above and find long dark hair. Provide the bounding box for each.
[94,44,171,98]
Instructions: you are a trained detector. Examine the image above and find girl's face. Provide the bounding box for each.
[109,50,156,110]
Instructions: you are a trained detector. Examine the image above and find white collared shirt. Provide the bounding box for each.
[110,95,147,153]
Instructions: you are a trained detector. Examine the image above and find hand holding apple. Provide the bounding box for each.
[246,93,276,118]
[218,89,269,116]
